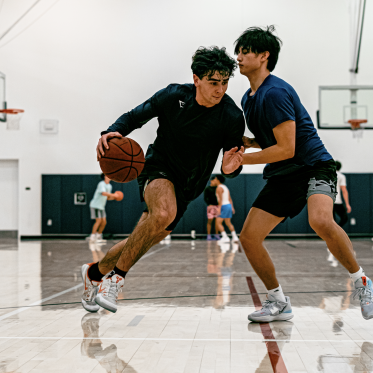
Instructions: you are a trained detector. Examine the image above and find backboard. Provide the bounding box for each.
[0,72,5,122]
[317,85,373,130]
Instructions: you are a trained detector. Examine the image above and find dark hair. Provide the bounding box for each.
[100,173,105,180]
[216,175,226,184]
[234,25,282,72]
[191,46,237,79]
[335,161,342,171]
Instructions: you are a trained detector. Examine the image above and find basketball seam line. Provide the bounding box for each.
[101,157,145,164]
[128,139,134,179]
[110,139,142,158]
[104,166,133,176]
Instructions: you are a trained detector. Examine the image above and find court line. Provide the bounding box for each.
[0,245,172,316]
[0,289,354,311]
[0,336,369,343]
[0,283,83,321]
[141,243,171,259]
[246,277,288,373]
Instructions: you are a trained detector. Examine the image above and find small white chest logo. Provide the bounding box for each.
[179,100,185,108]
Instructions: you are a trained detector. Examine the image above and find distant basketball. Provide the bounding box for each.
[99,137,145,183]
[114,191,123,201]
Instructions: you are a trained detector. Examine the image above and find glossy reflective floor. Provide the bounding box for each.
[1,238,373,372]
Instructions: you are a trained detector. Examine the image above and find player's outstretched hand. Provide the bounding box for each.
[97,132,122,160]
[222,146,244,174]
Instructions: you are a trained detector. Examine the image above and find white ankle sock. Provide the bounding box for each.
[268,285,286,302]
[231,231,238,238]
[349,267,365,283]
[221,231,228,238]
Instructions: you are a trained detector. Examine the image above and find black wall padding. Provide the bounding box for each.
[42,173,373,235]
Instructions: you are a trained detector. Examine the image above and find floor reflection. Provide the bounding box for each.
[81,311,137,372]
[207,241,238,309]
[317,341,373,372]
[248,321,294,373]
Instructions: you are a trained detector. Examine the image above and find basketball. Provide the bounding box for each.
[99,137,145,183]
[114,191,123,201]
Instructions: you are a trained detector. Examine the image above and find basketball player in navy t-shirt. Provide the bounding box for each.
[80,46,245,313]
[223,26,373,322]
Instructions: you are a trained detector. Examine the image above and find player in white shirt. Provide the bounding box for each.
[334,161,351,227]
[211,175,239,243]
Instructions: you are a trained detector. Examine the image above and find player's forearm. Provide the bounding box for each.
[103,99,155,136]
[342,190,350,205]
[241,144,294,165]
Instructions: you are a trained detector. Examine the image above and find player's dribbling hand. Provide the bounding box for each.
[222,146,244,174]
[97,132,122,160]
[242,136,256,149]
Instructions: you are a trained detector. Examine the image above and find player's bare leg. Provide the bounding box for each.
[88,179,176,312]
[240,207,283,290]
[308,194,359,272]
[240,208,293,322]
[308,194,373,320]
[98,178,176,274]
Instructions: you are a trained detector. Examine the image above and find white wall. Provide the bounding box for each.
[0,0,372,235]
[0,160,18,230]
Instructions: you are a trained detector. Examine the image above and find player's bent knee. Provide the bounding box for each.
[240,232,264,251]
[152,209,176,231]
[309,217,336,238]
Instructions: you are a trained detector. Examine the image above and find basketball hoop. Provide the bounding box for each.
[348,119,367,139]
[0,108,24,130]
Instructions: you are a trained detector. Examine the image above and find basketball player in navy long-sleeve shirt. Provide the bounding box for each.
[80,46,245,313]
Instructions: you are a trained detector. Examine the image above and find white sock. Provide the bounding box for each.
[349,267,365,283]
[221,231,228,238]
[96,233,102,239]
[231,231,238,239]
[268,285,286,303]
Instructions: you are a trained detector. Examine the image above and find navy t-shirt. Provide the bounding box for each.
[241,75,332,178]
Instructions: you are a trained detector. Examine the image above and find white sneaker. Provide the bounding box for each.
[218,236,230,245]
[81,263,102,312]
[95,271,125,313]
[231,236,239,243]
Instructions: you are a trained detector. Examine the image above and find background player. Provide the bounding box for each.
[222,25,373,322]
[204,178,220,241]
[89,174,116,243]
[210,175,239,243]
[334,160,351,227]
[81,46,245,313]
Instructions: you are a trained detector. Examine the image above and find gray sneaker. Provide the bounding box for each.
[95,271,124,313]
[352,276,373,320]
[248,295,294,322]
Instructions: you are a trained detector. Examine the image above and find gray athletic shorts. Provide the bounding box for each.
[90,208,106,219]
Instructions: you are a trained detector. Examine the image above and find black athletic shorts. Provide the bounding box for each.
[137,161,190,231]
[253,159,337,220]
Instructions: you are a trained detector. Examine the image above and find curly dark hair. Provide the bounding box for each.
[234,25,282,72]
[191,46,237,79]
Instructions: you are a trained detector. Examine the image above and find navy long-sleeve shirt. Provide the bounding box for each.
[104,83,245,201]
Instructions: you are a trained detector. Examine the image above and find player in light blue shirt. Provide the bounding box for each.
[89,174,116,242]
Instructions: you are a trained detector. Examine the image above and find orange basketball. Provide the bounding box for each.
[114,191,123,201]
[99,137,145,183]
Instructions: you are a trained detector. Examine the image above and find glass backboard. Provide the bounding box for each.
[0,72,5,122]
[317,86,373,129]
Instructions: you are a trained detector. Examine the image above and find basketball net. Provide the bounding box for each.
[349,119,366,139]
[0,109,24,130]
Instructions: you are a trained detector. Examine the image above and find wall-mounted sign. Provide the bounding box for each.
[74,192,87,205]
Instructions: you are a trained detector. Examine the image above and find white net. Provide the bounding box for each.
[5,111,23,130]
